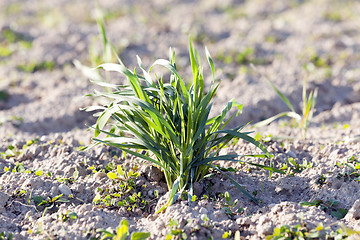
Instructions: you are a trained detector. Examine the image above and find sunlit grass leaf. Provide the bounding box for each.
[130,232,151,240]
[107,172,117,180]
[115,219,129,240]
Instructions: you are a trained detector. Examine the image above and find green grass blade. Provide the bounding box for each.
[155,177,180,213]
[216,129,270,158]
[213,165,259,204]
[189,38,199,89]
[137,55,154,86]
[252,111,302,128]
[267,80,295,113]
[247,162,285,174]
[205,46,215,80]
[151,59,190,102]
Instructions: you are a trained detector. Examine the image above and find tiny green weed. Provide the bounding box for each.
[92,165,150,211]
[279,158,313,176]
[0,138,39,159]
[17,60,55,73]
[32,194,69,213]
[221,191,243,219]
[166,218,188,240]
[74,8,117,94]
[0,231,14,240]
[55,168,79,184]
[96,219,150,240]
[267,221,360,240]
[336,155,360,181]
[300,198,348,220]
[0,46,13,57]
[83,38,278,211]
[222,230,240,239]
[1,27,32,48]
[57,211,78,222]
[252,69,318,139]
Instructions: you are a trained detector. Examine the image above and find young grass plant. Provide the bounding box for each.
[252,66,318,139]
[83,39,277,211]
[73,8,116,93]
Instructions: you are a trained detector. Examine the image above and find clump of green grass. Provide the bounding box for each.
[252,68,318,139]
[83,39,278,211]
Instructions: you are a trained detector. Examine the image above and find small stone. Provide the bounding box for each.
[58,184,72,196]
[50,186,58,196]
[193,182,203,196]
[347,234,360,240]
[18,148,34,161]
[345,199,360,221]
[236,217,251,226]
[78,204,92,214]
[199,207,208,215]
[286,150,297,158]
[40,136,49,142]
[212,209,227,221]
[256,222,274,236]
[146,165,164,182]
[178,218,187,228]
[271,204,283,214]
[0,192,9,207]
[94,172,107,179]
[258,216,270,225]
[31,145,42,158]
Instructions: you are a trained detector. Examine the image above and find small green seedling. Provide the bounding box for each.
[55,168,79,184]
[97,219,150,240]
[336,155,360,181]
[221,191,242,219]
[166,218,188,240]
[315,175,327,186]
[267,221,360,240]
[17,61,55,73]
[223,230,240,239]
[252,67,318,139]
[280,158,313,175]
[93,165,149,211]
[0,46,13,57]
[1,138,39,159]
[57,211,78,222]
[300,198,348,219]
[33,194,69,213]
[74,8,118,94]
[0,231,14,240]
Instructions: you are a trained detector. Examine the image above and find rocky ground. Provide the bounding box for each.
[1,0,360,239]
